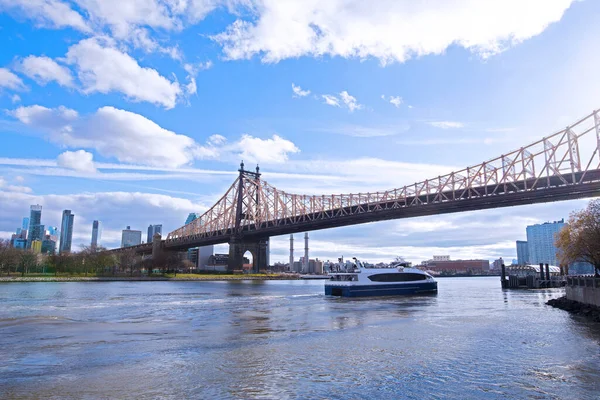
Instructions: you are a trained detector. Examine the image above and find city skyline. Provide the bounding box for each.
[1,1,599,263]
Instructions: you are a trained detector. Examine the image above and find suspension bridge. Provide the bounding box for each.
[112,109,600,272]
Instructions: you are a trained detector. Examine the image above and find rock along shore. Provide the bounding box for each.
[0,275,299,283]
[547,296,600,322]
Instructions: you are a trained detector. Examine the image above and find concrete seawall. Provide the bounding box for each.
[565,276,600,307]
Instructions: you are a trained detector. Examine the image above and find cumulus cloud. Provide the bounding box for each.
[382,95,403,108]
[322,94,340,107]
[9,105,301,167]
[57,150,96,172]
[292,83,310,97]
[11,94,21,103]
[212,0,576,64]
[10,105,199,167]
[339,90,362,112]
[18,55,74,87]
[0,0,90,32]
[235,134,300,164]
[0,68,27,91]
[427,121,466,129]
[65,37,182,109]
[0,175,32,193]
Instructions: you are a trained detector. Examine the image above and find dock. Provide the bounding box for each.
[501,263,566,289]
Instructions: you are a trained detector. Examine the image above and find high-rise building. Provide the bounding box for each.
[31,240,42,254]
[526,219,565,266]
[121,226,142,247]
[516,240,529,265]
[42,235,56,254]
[185,213,201,225]
[59,210,75,254]
[21,217,29,238]
[147,224,162,243]
[91,220,102,249]
[47,226,58,237]
[26,205,42,248]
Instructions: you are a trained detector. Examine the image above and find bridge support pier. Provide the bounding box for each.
[152,234,165,271]
[228,237,269,273]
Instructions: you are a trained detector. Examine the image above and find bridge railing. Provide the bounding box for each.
[166,109,600,243]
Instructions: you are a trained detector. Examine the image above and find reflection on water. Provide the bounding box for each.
[0,278,598,399]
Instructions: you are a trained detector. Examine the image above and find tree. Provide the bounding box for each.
[0,239,19,275]
[556,199,600,276]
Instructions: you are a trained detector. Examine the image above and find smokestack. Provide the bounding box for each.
[304,232,309,273]
[289,234,294,270]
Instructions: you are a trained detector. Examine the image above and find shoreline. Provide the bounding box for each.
[547,296,600,322]
[0,275,300,283]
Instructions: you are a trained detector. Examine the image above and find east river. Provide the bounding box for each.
[0,277,599,399]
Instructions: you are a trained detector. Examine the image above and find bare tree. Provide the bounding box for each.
[0,239,19,275]
[556,199,600,276]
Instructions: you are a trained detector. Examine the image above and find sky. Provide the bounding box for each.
[0,0,599,265]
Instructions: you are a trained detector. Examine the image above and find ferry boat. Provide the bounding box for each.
[324,258,437,297]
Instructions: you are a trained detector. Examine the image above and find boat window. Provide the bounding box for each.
[368,273,426,282]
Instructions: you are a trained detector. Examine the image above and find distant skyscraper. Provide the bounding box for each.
[147,224,162,243]
[59,210,75,254]
[185,213,201,225]
[91,220,102,249]
[516,240,529,265]
[121,226,142,247]
[21,217,29,237]
[526,219,565,266]
[26,205,42,248]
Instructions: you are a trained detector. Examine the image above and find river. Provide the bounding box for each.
[0,277,599,399]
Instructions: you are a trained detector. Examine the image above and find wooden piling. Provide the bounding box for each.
[501,264,506,288]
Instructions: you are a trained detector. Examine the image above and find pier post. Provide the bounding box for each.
[539,263,544,280]
[501,264,507,288]
[545,263,550,281]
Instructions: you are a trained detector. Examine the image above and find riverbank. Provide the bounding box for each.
[0,274,300,282]
[547,296,600,322]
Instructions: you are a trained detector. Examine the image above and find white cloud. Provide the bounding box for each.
[0,68,27,91]
[9,105,302,168]
[0,0,90,32]
[322,94,340,107]
[427,121,465,129]
[0,175,32,193]
[57,150,96,173]
[212,0,575,64]
[10,105,199,167]
[184,61,213,75]
[185,77,197,95]
[11,94,21,103]
[208,134,227,146]
[18,55,74,87]
[65,37,182,109]
[292,83,310,97]
[235,135,300,164]
[182,61,212,96]
[389,96,403,108]
[339,90,362,112]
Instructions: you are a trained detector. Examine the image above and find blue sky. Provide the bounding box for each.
[0,0,599,264]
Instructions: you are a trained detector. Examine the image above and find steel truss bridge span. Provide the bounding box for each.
[161,110,600,251]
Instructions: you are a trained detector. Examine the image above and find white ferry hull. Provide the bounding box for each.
[324,281,437,297]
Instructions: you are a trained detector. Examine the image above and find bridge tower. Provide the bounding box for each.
[227,162,269,273]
